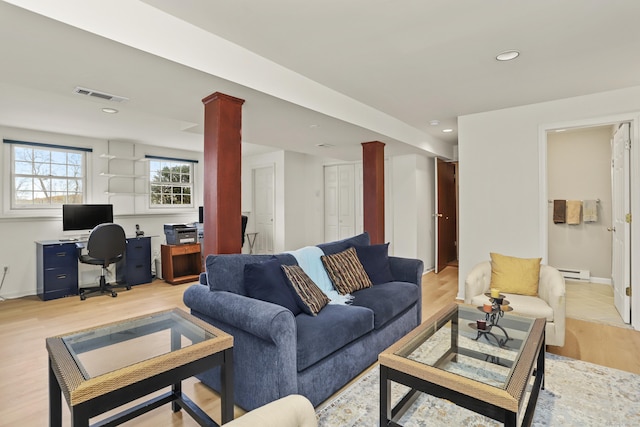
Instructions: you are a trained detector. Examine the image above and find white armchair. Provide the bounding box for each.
[223,394,317,427]
[464,261,566,347]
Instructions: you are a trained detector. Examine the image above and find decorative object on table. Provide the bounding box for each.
[469,292,514,347]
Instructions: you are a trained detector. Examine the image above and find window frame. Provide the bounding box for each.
[4,139,90,211]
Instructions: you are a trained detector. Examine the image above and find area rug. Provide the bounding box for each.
[316,354,640,426]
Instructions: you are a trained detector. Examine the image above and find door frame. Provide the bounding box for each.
[539,113,640,330]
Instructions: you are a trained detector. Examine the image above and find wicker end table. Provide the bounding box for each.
[47,308,233,427]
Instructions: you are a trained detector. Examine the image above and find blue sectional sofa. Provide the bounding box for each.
[183,232,424,411]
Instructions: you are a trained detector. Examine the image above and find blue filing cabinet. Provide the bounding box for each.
[36,242,79,301]
[116,236,152,286]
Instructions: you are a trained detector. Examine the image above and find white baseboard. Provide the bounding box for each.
[589,277,612,285]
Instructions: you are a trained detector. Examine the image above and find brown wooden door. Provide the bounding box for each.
[436,159,457,273]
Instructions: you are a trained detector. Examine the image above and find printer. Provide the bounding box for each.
[164,223,197,245]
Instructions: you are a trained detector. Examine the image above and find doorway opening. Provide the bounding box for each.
[544,121,632,326]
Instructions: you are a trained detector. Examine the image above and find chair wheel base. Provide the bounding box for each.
[111,291,117,297]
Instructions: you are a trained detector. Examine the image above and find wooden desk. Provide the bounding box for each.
[161,243,202,285]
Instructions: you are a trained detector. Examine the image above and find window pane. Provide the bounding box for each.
[50,151,67,164]
[33,162,51,176]
[15,161,33,174]
[50,163,67,177]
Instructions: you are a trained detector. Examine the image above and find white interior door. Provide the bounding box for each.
[611,123,631,323]
[338,164,355,239]
[325,164,356,241]
[324,165,339,242]
[253,165,274,254]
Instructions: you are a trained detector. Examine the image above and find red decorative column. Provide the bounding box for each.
[362,141,385,244]
[202,92,245,255]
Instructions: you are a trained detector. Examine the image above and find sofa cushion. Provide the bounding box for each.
[317,231,370,255]
[354,243,393,285]
[205,253,297,295]
[295,304,374,371]
[321,247,372,295]
[350,281,420,329]
[281,265,330,315]
[244,257,302,316]
[490,252,541,296]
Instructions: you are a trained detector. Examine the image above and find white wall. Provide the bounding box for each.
[0,125,203,298]
[458,85,640,309]
[388,154,434,268]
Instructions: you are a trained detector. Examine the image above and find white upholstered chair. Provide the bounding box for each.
[464,261,566,347]
[223,394,317,427]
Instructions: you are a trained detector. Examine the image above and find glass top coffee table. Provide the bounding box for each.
[379,303,545,427]
[47,308,233,427]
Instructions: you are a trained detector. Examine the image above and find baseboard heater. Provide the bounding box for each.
[557,268,590,281]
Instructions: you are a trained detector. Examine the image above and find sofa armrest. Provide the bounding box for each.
[183,284,298,410]
[464,261,492,304]
[538,264,566,344]
[388,256,424,286]
[183,284,296,344]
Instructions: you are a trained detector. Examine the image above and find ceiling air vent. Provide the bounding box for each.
[73,86,129,103]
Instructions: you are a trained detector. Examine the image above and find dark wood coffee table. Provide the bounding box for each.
[47,308,233,426]
[379,303,545,427]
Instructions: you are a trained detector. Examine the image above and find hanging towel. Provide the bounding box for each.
[553,200,566,224]
[583,199,598,222]
[566,200,582,225]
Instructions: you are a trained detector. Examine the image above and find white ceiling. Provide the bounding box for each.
[2,0,640,161]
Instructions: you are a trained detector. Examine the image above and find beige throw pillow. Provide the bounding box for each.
[490,252,541,296]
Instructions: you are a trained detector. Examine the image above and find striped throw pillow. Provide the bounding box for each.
[321,247,372,295]
[281,265,330,315]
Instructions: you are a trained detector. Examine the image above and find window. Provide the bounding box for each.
[6,140,88,208]
[149,158,194,206]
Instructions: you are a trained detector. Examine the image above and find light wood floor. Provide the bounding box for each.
[1,267,638,426]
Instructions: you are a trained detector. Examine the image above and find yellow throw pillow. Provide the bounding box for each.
[490,252,541,296]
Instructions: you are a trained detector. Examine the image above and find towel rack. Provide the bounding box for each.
[547,199,600,204]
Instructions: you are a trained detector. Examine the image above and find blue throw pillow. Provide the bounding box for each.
[244,257,302,316]
[354,243,394,285]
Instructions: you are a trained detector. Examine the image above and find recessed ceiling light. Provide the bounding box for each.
[309,124,319,129]
[496,50,520,61]
[101,107,118,114]
[442,128,454,133]
[429,120,440,126]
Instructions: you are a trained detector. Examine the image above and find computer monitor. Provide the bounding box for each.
[62,204,114,232]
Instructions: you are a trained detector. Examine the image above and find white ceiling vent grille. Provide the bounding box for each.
[73,86,129,103]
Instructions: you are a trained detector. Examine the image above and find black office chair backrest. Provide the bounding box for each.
[86,223,126,263]
[241,215,248,246]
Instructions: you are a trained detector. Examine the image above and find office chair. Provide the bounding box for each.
[78,223,130,300]
[241,215,248,246]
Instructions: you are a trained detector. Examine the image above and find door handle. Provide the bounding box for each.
[607,226,616,232]
[436,213,443,218]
